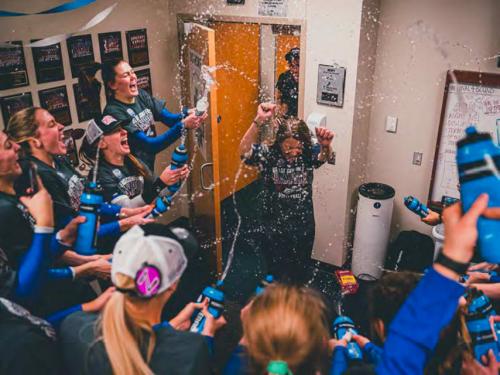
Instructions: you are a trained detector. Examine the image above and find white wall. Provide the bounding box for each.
[169,0,369,266]
[366,0,500,240]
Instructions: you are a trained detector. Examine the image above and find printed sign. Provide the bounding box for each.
[126,29,149,67]
[73,83,101,122]
[38,86,72,126]
[0,92,33,127]
[317,64,346,107]
[31,41,65,84]
[98,31,123,64]
[66,34,95,78]
[136,68,152,95]
[0,41,29,90]
[258,0,287,17]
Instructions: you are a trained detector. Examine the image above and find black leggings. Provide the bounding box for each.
[263,215,315,285]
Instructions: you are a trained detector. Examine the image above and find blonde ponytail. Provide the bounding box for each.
[100,274,156,375]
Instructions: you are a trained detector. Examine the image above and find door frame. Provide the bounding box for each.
[177,14,306,119]
[176,15,306,277]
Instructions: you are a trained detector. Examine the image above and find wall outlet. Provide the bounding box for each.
[385,115,398,133]
[412,152,423,166]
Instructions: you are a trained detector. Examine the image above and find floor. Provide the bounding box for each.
[163,179,375,372]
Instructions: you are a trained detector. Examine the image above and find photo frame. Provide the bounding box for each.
[38,86,72,126]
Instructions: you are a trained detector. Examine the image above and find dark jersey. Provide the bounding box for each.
[0,299,60,375]
[23,156,85,224]
[0,192,35,269]
[276,70,299,117]
[95,157,162,205]
[244,143,323,218]
[60,311,211,375]
[103,89,172,170]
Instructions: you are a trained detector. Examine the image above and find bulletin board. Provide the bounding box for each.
[428,70,500,211]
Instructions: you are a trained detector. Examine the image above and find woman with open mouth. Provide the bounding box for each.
[6,108,154,240]
[80,114,189,210]
[80,60,206,171]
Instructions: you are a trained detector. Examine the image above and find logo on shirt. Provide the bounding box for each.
[118,176,144,198]
[131,109,155,133]
[126,108,136,117]
[112,169,123,179]
[271,162,309,200]
[68,175,85,211]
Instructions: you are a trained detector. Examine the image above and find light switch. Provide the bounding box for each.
[385,115,398,133]
[413,152,423,166]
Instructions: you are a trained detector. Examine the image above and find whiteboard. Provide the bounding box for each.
[429,71,500,210]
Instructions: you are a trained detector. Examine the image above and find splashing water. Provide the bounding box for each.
[220,160,245,281]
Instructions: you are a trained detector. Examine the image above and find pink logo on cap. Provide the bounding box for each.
[135,265,161,297]
[101,115,117,126]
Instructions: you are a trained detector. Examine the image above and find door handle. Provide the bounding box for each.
[200,162,214,191]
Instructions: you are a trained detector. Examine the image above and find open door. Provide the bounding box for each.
[180,23,222,275]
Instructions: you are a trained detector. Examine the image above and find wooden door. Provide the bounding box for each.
[211,22,261,200]
[181,23,222,275]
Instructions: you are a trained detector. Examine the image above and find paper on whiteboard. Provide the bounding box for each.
[431,82,500,203]
[258,0,287,17]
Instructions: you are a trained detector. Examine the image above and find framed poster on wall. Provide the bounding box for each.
[31,41,65,84]
[98,32,123,64]
[0,41,29,90]
[38,86,72,126]
[126,29,149,67]
[136,68,152,95]
[73,83,101,122]
[66,34,95,78]
[0,92,33,127]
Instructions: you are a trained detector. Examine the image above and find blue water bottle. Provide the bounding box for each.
[190,280,225,334]
[75,182,103,255]
[456,126,500,263]
[149,195,173,218]
[404,196,430,218]
[332,316,363,360]
[255,274,274,295]
[167,144,188,194]
[146,144,188,219]
[465,288,500,361]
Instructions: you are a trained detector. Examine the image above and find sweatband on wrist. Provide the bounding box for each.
[34,226,54,234]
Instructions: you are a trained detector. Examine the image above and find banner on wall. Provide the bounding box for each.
[98,31,123,64]
[73,83,101,122]
[31,41,65,84]
[0,41,29,90]
[67,34,95,78]
[0,92,33,127]
[136,68,152,95]
[126,29,149,67]
[39,86,72,126]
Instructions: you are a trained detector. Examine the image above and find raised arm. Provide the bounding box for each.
[239,102,276,158]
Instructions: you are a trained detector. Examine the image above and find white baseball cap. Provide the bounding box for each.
[112,225,188,298]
